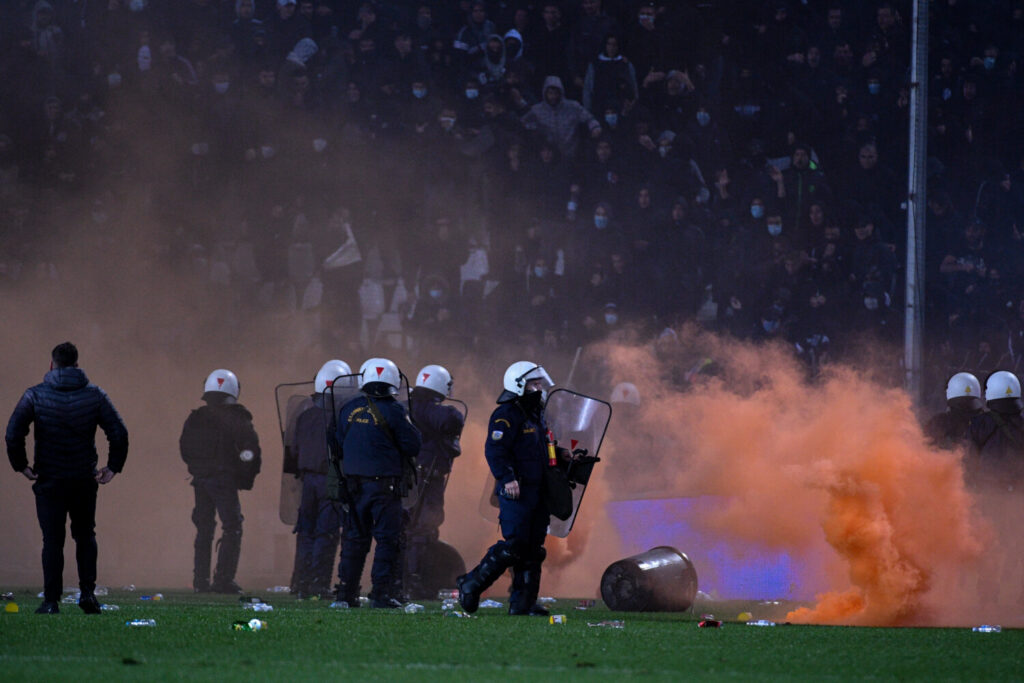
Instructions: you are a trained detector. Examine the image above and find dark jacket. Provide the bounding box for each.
[179,397,262,490]
[968,410,1024,488]
[410,387,464,475]
[337,394,421,478]
[485,398,547,489]
[6,367,128,479]
[293,395,330,475]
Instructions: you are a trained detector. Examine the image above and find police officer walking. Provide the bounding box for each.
[180,369,261,594]
[334,358,421,608]
[458,361,557,616]
[6,342,128,615]
[404,364,464,597]
[291,359,351,599]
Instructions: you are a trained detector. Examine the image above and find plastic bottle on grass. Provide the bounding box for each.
[100,604,120,611]
[972,625,1001,633]
[746,620,776,627]
[403,603,424,614]
[437,589,458,600]
[441,599,457,611]
[126,619,156,627]
[233,619,266,631]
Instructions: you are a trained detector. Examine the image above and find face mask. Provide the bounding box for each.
[520,389,544,411]
[129,0,146,11]
[767,222,782,236]
[604,313,618,325]
[533,266,546,278]
[984,57,996,70]
[260,145,275,159]
[604,113,618,127]
[639,14,654,27]
[594,215,609,229]
[312,138,327,153]
[465,89,479,100]
[864,297,879,311]
[214,81,230,94]
[762,319,780,334]
[658,146,670,158]
[108,72,122,88]
[413,88,427,99]
[736,104,759,117]
[942,87,952,101]
[567,200,578,212]
[429,289,443,299]
[190,142,209,156]
[868,82,881,95]
[750,205,765,219]
[696,111,711,126]
[137,46,152,71]
[439,117,455,130]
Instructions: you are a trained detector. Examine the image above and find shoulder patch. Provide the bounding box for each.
[491,430,504,441]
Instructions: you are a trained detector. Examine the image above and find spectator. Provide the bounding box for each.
[521,75,601,160]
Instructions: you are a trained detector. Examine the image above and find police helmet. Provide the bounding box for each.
[315,359,352,394]
[416,364,453,396]
[610,382,640,406]
[204,369,240,399]
[359,357,401,396]
[984,370,1023,413]
[945,372,982,412]
[503,361,554,396]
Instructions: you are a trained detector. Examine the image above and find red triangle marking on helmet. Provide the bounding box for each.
[571,439,578,450]
[217,378,225,387]
[422,373,430,383]
[326,379,334,387]
[376,366,384,376]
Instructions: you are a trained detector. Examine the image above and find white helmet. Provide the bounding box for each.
[610,382,640,406]
[985,370,1022,402]
[416,364,452,396]
[945,372,981,402]
[204,369,240,399]
[315,359,352,394]
[359,357,401,395]
[503,361,554,396]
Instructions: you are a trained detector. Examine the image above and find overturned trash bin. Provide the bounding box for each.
[600,546,698,612]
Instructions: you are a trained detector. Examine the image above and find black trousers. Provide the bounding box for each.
[33,477,99,603]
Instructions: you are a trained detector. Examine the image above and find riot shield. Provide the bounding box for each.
[274,381,315,525]
[544,389,612,537]
[405,396,468,518]
[477,390,612,537]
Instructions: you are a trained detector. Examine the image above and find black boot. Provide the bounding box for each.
[212,530,243,593]
[458,543,516,614]
[509,549,548,616]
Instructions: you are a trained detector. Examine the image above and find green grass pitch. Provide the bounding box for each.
[1,590,1021,681]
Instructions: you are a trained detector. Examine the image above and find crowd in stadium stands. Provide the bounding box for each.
[1,0,1023,404]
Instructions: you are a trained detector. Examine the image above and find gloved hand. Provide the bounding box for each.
[571,448,600,465]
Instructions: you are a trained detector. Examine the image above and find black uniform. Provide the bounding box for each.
[291,393,342,598]
[335,391,421,607]
[458,390,554,615]
[179,392,261,593]
[6,367,128,610]
[405,387,464,594]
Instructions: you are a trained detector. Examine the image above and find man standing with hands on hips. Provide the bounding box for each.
[6,342,129,615]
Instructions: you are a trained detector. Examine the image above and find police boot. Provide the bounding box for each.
[509,550,548,616]
[193,535,213,593]
[333,582,360,608]
[212,531,243,594]
[457,543,515,614]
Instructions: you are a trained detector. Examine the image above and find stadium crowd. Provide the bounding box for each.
[1,0,1024,406]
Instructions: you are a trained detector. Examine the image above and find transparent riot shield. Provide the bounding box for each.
[477,389,612,538]
[544,389,611,537]
[405,396,468,518]
[274,381,314,525]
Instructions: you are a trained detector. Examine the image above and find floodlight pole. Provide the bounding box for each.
[904,0,929,403]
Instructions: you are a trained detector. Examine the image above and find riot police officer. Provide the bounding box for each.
[458,361,556,616]
[404,364,465,598]
[924,372,984,449]
[291,360,351,599]
[335,358,421,608]
[968,370,1024,603]
[180,370,261,594]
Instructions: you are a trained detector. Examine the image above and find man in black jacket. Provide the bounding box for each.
[6,342,128,615]
[180,369,261,594]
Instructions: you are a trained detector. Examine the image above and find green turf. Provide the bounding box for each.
[0,590,1021,681]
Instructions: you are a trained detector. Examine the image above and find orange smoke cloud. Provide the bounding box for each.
[598,326,986,626]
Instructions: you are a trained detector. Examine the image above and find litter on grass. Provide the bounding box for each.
[537,597,556,604]
[972,625,1001,633]
[5,602,19,613]
[549,614,567,624]
[243,603,273,612]
[746,620,776,627]
[444,610,476,618]
[266,586,291,593]
[479,599,503,608]
[587,620,624,628]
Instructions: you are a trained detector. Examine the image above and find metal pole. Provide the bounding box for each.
[904,0,929,403]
